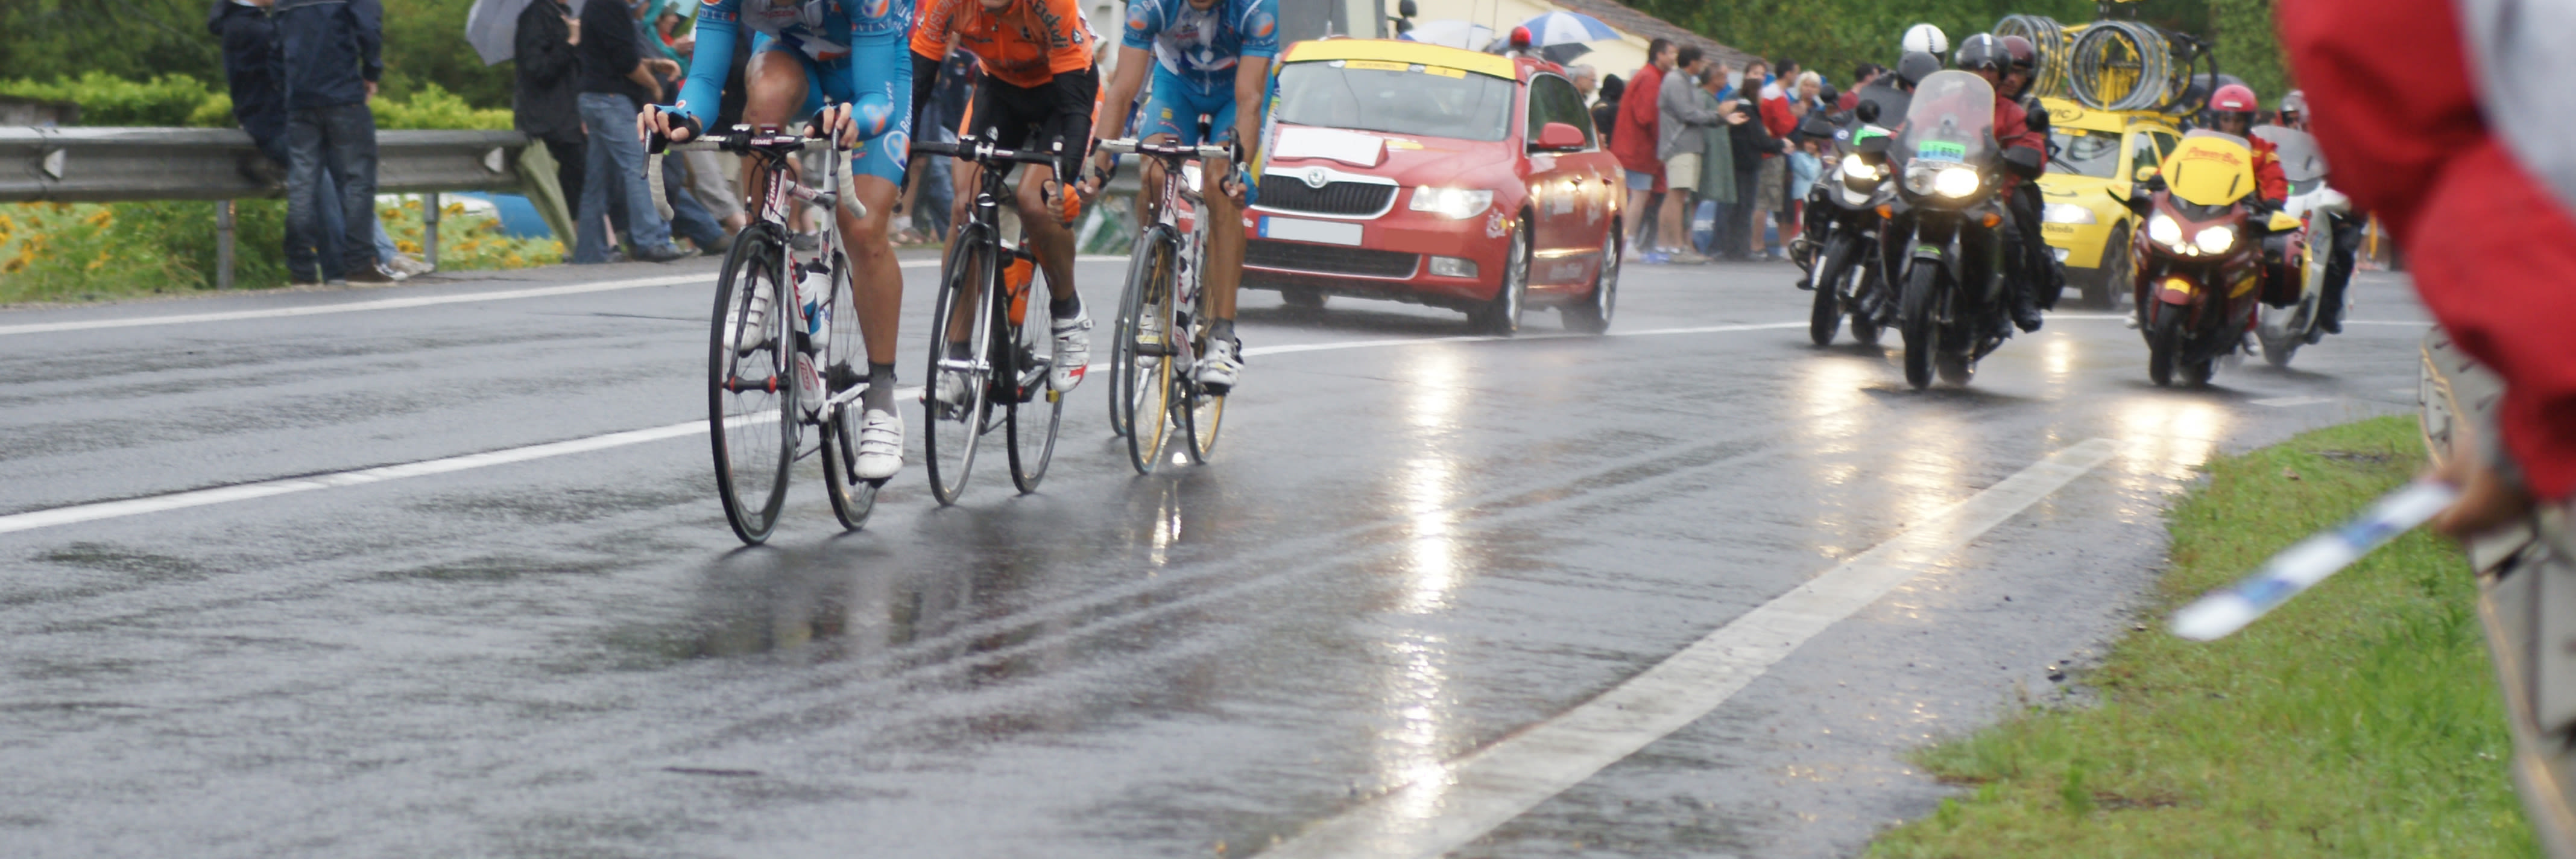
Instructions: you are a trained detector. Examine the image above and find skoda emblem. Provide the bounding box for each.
[1302,168,1328,189]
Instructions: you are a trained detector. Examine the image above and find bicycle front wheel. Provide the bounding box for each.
[923,228,997,506]
[818,250,878,530]
[709,226,795,544]
[1115,227,1179,475]
[1006,253,1062,493]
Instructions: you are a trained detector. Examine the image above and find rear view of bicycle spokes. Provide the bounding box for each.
[1004,249,1064,493]
[816,250,879,530]
[923,227,998,505]
[1116,232,1178,473]
[913,135,1073,505]
[708,226,795,544]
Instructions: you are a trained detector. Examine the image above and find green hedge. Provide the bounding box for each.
[0,72,511,130]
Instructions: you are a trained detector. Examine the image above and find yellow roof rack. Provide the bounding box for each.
[1280,38,1520,81]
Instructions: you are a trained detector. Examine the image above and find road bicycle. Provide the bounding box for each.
[1096,137,1230,475]
[651,123,877,544]
[908,135,1069,505]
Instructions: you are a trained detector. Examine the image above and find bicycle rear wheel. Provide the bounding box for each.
[1006,252,1062,493]
[923,228,996,506]
[709,226,795,544]
[1115,227,1179,475]
[1181,324,1225,464]
[818,250,879,530]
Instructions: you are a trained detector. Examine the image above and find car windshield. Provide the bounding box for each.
[2047,129,2121,179]
[1274,60,1516,143]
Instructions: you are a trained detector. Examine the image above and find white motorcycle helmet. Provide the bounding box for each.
[1902,24,1949,58]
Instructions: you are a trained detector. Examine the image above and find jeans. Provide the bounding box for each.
[573,92,675,264]
[284,102,379,281]
[1724,168,1761,257]
[661,150,726,250]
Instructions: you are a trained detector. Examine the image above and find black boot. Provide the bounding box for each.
[2317,296,2345,334]
[2010,279,2044,332]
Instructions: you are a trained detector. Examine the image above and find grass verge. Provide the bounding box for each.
[0,198,558,305]
[1870,416,2534,858]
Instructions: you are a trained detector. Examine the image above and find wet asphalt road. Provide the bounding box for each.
[0,253,2429,858]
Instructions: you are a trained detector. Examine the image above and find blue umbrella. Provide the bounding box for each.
[1519,11,1620,46]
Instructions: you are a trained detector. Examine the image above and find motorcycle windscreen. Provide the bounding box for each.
[1894,71,1996,169]
[2162,131,2260,208]
[2251,125,2329,184]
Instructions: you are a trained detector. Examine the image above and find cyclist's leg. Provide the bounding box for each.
[1201,92,1245,326]
[738,46,815,221]
[813,55,910,372]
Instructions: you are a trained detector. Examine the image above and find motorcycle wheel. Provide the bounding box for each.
[1900,263,1939,390]
[1808,235,1849,347]
[2147,305,2182,387]
[1850,267,1885,346]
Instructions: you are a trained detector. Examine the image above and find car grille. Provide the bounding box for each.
[1256,177,1397,216]
[1245,240,1419,278]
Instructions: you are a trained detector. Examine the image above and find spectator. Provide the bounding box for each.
[1792,70,1826,116]
[273,0,394,284]
[631,0,727,255]
[513,0,587,238]
[1774,57,1801,92]
[1725,59,1787,260]
[1592,74,1623,146]
[1568,64,1597,101]
[1837,63,1883,112]
[646,0,744,237]
[1692,63,1741,256]
[573,0,689,264]
[1656,46,1720,264]
[1750,60,1793,260]
[1613,38,1676,258]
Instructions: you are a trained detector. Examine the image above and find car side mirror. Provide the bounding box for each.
[2003,147,2043,179]
[2133,164,2160,183]
[1855,102,1881,123]
[1533,121,1585,152]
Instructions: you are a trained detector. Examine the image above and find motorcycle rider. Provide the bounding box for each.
[1955,33,2048,334]
[1997,34,2065,313]
[2202,83,2293,306]
[2272,90,2361,332]
[1902,23,1948,62]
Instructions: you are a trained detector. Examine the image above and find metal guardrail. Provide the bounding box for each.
[2422,328,2576,858]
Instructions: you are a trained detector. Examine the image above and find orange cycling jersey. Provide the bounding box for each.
[912,0,1093,89]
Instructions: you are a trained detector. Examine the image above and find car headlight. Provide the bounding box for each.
[2194,224,2237,255]
[1842,159,1880,181]
[1933,166,1980,198]
[1409,186,1493,220]
[2147,213,2184,249]
[2042,202,2095,224]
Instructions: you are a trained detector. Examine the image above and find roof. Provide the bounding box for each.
[1280,39,1523,81]
[1544,0,1757,69]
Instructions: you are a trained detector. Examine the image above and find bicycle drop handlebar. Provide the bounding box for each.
[911,138,1067,168]
[1095,138,1232,162]
[648,122,862,222]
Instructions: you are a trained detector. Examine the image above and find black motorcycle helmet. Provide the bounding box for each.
[1954,33,2008,76]
[1895,51,1940,88]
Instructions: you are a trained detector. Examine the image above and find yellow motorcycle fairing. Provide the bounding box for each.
[2162,132,2259,208]
[2268,211,2303,232]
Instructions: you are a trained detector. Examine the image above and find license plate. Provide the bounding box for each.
[1260,217,1363,247]
[2053,247,2071,262]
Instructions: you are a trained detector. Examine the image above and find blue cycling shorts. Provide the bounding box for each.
[1137,66,1260,146]
[752,36,913,183]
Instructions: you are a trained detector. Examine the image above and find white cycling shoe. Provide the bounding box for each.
[934,369,974,408]
[1050,308,1092,393]
[853,407,903,480]
[1196,335,1241,395]
[725,284,773,354]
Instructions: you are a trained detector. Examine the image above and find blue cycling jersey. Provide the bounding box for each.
[1120,0,1280,97]
[675,0,911,139]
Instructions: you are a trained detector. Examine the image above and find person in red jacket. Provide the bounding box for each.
[1959,34,2049,332]
[2279,0,2576,531]
[1612,39,1676,255]
[2205,83,2289,206]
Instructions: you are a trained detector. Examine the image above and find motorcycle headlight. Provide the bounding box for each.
[2147,213,2184,249]
[1842,159,1880,181]
[1934,166,1980,198]
[2194,224,2237,255]
[1904,164,1940,195]
[1408,186,1493,220]
[2042,202,2095,224]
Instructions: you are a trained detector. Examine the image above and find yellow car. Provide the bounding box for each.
[2035,97,2183,307]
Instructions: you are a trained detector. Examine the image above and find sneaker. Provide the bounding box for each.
[347,265,400,284]
[1664,249,1709,265]
[638,243,693,264]
[1639,251,1670,265]
[1196,334,1242,395]
[1050,308,1092,393]
[853,408,903,480]
[387,253,433,277]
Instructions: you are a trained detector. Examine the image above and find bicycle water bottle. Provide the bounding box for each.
[795,262,831,353]
[1003,253,1035,326]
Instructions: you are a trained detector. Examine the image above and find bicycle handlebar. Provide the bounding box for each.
[911,138,1064,168]
[649,122,865,223]
[1095,138,1234,161]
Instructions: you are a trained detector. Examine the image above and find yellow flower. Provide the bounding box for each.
[397,239,421,254]
[381,208,403,220]
[444,202,466,216]
[503,253,525,267]
[84,210,112,229]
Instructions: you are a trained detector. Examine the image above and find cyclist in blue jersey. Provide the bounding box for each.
[639,0,912,481]
[1081,0,1277,395]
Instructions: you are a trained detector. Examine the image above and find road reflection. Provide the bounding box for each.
[2112,394,2229,492]
[1369,347,1470,816]
[1793,357,1878,560]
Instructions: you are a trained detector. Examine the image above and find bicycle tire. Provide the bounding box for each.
[1116,227,1179,475]
[923,226,997,506]
[1006,250,1062,493]
[709,226,796,544]
[818,250,879,530]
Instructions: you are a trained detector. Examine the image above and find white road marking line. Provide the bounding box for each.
[2251,395,2335,408]
[1241,321,1802,357]
[0,321,1801,534]
[1255,438,2120,859]
[0,256,1129,338]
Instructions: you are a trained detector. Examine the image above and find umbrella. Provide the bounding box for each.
[466,0,538,66]
[1400,19,1493,51]
[1539,43,1592,66]
[1518,10,1620,46]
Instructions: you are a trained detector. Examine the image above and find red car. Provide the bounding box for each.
[1242,39,1623,334]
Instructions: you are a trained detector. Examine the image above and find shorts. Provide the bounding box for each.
[753,40,913,185]
[1624,168,1657,191]
[1137,67,1267,145]
[1754,155,1787,211]
[961,66,1100,172]
[1665,153,1701,191]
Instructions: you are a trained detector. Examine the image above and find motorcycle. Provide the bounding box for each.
[2250,125,2349,367]
[2117,130,2306,386]
[1796,102,1899,347]
[1856,70,2038,389]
